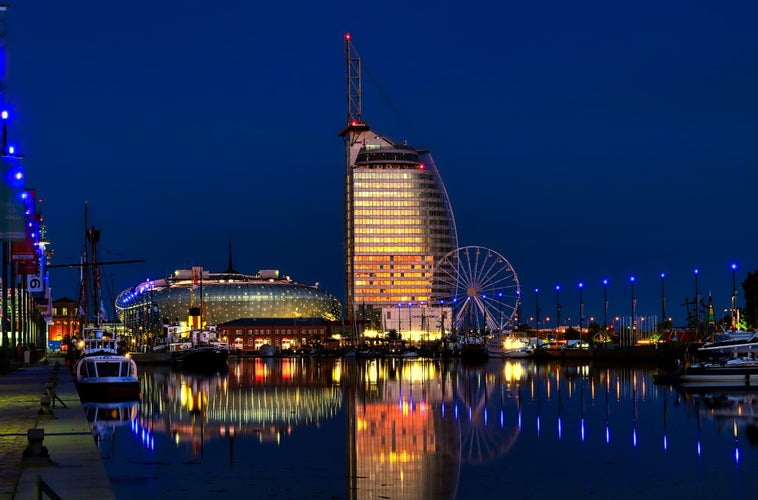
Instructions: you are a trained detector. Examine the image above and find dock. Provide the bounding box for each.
[0,355,115,500]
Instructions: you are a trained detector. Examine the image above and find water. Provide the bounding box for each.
[86,358,757,499]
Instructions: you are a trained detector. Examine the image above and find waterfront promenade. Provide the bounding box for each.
[0,355,115,500]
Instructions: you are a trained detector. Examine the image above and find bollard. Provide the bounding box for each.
[22,428,50,464]
[38,395,55,418]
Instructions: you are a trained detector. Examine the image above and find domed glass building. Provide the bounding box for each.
[115,267,342,345]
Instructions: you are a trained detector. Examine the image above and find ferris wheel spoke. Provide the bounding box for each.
[432,246,520,333]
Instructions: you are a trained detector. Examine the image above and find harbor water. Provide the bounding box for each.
[88,357,755,499]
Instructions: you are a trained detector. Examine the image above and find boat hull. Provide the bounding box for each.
[73,351,140,402]
[172,347,229,372]
[671,363,758,389]
[486,348,531,359]
[75,379,141,402]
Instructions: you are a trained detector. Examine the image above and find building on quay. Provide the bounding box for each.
[49,297,81,349]
[339,34,458,342]
[215,317,333,352]
[115,265,342,350]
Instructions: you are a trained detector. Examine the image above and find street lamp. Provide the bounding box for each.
[578,282,584,335]
[397,302,402,335]
[660,273,666,332]
[694,268,700,329]
[535,288,540,332]
[555,285,561,334]
[498,291,503,332]
[408,301,413,334]
[629,276,636,347]
[516,289,521,327]
[602,279,608,331]
[731,262,738,329]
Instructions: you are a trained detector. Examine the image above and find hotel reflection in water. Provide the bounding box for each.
[123,359,758,498]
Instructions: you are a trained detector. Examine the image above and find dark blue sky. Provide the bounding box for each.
[6,1,758,326]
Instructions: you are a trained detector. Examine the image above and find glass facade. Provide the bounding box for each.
[344,131,458,322]
[115,270,342,337]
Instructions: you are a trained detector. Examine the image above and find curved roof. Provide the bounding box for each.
[116,269,342,325]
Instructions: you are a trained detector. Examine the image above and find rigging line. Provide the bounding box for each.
[362,63,425,147]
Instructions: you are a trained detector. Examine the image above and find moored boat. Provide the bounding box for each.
[669,357,758,389]
[485,335,533,359]
[73,328,140,402]
[169,328,229,372]
[658,331,758,389]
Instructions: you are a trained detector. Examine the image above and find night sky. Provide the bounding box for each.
[6,1,757,326]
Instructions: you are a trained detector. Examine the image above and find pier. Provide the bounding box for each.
[0,356,115,499]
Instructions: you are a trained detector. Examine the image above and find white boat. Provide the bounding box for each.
[672,357,758,389]
[485,335,532,359]
[663,332,758,389]
[73,328,140,402]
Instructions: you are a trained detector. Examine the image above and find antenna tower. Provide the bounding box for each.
[345,33,362,126]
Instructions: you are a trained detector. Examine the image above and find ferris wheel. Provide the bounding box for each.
[431,246,520,333]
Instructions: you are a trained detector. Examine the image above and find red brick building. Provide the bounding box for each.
[216,318,332,352]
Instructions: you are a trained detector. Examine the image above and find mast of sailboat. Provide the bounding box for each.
[80,202,91,326]
[56,202,146,329]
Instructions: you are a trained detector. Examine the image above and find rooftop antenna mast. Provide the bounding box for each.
[346,33,362,126]
[339,33,369,141]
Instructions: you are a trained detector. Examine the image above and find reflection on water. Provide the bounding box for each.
[141,358,342,455]
[83,400,139,458]
[85,358,758,499]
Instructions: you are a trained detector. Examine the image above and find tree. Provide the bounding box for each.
[386,329,400,341]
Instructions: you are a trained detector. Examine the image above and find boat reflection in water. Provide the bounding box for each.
[99,358,758,499]
[673,386,758,453]
[138,358,343,459]
[83,400,140,458]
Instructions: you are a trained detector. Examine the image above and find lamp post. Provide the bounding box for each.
[694,268,700,330]
[516,289,521,327]
[602,279,608,331]
[578,282,584,336]
[630,276,636,347]
[408,302,413,334]
[481,295,487,334]
[535,288,540,332]
[497,291,503,332]
[397,302,401,335]
[731,263,738,329]
[660,273,666,333]
[555,285,561,335]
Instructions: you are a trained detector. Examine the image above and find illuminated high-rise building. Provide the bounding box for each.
[339,34,458,334]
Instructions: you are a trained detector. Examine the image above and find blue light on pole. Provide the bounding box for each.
[660,273,667,328]
[629,276,636,346]
[555,285,561,333]
[694,268,700,326]
[498,291,503,332]
[731,263,738,328]
[578,282,584,334]
[535,288,540,331]
[602,279,608,331]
